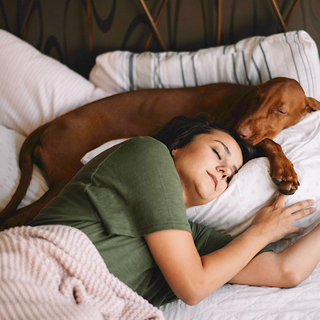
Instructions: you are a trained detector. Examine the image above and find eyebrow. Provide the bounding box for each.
[214,139,239,175]
[215,139,231,156]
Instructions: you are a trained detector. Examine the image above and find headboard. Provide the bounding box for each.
[1,0,319,79]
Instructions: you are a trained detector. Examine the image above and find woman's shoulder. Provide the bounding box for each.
[85,136,168,167]
[125,136,167,151]
[119,136,172,166]
[112,136,168,158]
[86,136,172,176]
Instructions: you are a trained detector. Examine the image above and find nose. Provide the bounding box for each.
[218,166,232,180]
[237,125,252,139]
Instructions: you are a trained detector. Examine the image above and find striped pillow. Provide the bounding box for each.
[90,30,320,101]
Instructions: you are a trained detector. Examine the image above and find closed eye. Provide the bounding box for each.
[276,109,288,115]
[212,148,221,160]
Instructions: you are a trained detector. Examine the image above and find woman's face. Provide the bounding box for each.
[172,130,243,208]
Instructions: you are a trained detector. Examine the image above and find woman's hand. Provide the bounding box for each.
[250,193,315,244]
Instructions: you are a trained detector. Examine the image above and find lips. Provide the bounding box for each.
[207,171,217,189]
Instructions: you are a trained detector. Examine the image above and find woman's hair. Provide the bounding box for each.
[152,113,254,165]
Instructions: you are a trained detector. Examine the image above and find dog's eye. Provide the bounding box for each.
[276,109,287,115]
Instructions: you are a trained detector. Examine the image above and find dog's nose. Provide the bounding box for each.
[236,126,252,139]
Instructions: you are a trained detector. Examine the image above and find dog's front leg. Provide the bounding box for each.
[256,138,299,195]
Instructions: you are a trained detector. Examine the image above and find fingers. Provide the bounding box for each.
[290,204,315,220]
[263,193,286,207]
[272,193,314,213]
[277,203,314,237]
[287,199,315,215]
[272,193,287,207]
[254,193,316,242]
[285,200,315,234]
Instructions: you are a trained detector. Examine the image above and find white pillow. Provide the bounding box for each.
[81,138,130,164]
[0,125,48,210]
[0,29,108,136]
[90,30,320,101]
[0,30,109,211]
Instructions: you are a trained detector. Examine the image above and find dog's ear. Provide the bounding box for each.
[241,87,261,108]
[306,97,320,111]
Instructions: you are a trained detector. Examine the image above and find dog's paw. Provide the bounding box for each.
[257,138,299,195]
[271,162,299,195]
[274,180,299,195]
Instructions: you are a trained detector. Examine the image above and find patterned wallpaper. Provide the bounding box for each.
[0,0,319,78]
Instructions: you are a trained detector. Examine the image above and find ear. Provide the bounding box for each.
[306,97,320,111]
[171,148,177,157]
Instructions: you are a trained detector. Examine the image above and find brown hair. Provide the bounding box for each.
[152,113,254,165]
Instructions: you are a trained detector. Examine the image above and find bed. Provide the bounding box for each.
[1,28,320,319]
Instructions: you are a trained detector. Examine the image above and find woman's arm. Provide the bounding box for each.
[145,194,314,305]
[231,216,320,287]
[145,227,268,305]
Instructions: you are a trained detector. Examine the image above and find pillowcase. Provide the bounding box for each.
[81,138,130,164]
[0,29,108,136]
[0,125,48,210]
[89,30,320,101]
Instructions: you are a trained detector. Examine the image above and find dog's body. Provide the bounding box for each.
[1,77,320,228]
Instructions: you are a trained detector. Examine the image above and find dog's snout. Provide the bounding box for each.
[236,126,252,139]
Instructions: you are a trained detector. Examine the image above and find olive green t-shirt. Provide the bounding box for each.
[29,137,263,306]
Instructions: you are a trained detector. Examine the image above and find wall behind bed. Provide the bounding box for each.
[0,0,319,78]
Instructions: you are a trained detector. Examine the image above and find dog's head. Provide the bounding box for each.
[234,77,320,145]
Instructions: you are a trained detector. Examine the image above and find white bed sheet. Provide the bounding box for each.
[160,262,320,319]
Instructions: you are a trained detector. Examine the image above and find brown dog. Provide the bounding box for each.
[1,77,320,228]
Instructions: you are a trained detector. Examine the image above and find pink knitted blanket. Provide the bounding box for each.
[0,225,164,320]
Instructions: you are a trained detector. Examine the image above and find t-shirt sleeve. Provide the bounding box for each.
[86,136,191,237]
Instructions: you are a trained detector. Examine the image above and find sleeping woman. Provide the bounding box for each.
[28,114,319,307]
